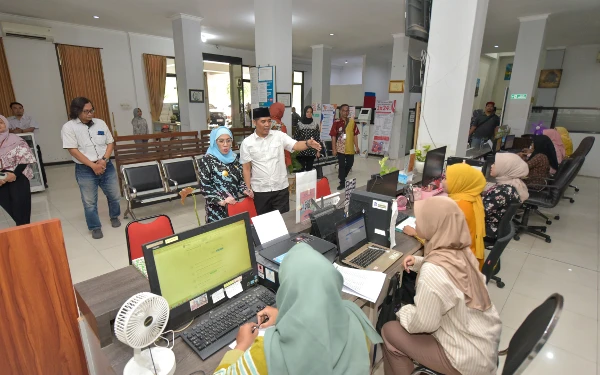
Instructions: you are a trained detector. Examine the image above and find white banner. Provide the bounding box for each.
[371,100,396,155]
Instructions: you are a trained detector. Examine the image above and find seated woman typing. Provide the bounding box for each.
[198,127,251,223]
[483,153,529,238]
[520,134,558,188]
[444,163,486,269]
[381,197,502,375]
[213,243,382,375]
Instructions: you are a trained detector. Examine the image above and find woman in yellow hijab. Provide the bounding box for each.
[555,127,573,157]
[443,163,486,269]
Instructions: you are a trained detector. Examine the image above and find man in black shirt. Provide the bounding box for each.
[469,101,500,149]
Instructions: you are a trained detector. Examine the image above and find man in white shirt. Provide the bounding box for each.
[240,107,321,215]
[8,101,48,187]
[61,97,121,239]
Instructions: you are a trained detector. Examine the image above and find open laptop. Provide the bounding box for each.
[335,212,403,271]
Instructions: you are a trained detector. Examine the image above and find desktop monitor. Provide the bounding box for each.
[143,213,257,329]
[421,146,447,187]
[348,190,394,247]
[366,170,400,197]
[504,134,515,149]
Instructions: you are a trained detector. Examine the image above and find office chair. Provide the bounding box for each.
[514,157,583,243]
[566,136,595,195]
[316,177,332,199]
[411,293,563,375]
[227,197,258,220]
[483,202,520,288]
[125,215,174,264]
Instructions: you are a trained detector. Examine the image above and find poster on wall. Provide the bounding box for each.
[475,78,480,97]
[258,65,275,107]
[371,100,396,155]
[504,63,512,81]
[320,104,337,141]
[296,170,317,223]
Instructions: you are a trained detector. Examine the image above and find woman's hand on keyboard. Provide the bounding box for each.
[234,323,259,351]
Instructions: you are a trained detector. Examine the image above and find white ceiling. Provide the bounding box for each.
[1,0,599,63]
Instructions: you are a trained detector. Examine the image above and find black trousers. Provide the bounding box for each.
[337,153,355,185]
[0,174,31,226]
[254,188,290,216]
[297,156,315,172]
[37,145,48,187]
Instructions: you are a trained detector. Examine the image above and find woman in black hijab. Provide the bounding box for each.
[521,134,558,188]
[294,105,321,171]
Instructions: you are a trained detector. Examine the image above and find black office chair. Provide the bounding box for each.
[483,202,520,288]
[514,157,583,243]
[411,293,563,375]
[565,136,594,197]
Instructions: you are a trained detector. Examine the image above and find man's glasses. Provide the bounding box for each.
[83,109,95,115]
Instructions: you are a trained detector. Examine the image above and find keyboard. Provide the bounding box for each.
[396,212,409,225]
[351,246,386,268]
[181,285,276,360]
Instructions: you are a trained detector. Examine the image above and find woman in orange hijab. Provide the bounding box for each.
[270,102,292,168]
[443,163,487,269]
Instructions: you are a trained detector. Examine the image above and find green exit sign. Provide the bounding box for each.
[510,94,528,99]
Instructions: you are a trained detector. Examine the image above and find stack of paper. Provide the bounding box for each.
[252,210,289,244]
[333,264,387,303]
[395,216,416,233]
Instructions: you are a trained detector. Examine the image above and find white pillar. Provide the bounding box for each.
[388,33,425,164]
[418,0,490,157]
[171,14,207,132]
[480,53,500,105]
[254,0,293,131]
[311,44,332,105]
[503,14,549,135]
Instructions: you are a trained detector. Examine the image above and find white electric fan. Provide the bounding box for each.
[114,292,176,375]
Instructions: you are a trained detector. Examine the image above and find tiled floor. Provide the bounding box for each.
[3,158,599,374]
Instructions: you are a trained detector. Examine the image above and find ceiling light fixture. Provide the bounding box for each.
[201,33,215,43]
[345,60,348,64]
[93,16,99,19]
[330,33,335,36]
[494,45,499,48]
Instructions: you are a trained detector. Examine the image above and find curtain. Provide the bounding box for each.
[143,54,166,122]
[56,44,112,131]
[0,38,16,117]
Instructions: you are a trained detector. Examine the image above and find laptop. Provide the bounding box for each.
[335,212,403,271]
[258,233,337,265]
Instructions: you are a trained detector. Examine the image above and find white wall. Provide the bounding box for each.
[555,44,600,108]
[363,58,391,102]
[473,56,492,110]
[339,64,363,85]
[330,66,343,85]
[330,85,364,107]
[492,56,514,109]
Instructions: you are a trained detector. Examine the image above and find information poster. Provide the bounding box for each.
[371,100,396,155]
[296,170,317,223]
[320,104,336,141]
[258,66,275,107]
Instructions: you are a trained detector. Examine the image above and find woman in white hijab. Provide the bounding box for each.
[131,108,148,143]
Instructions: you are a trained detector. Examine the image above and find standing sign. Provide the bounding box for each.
[296,170,317,223]
[371,100,396,155]
[320,104,336,141]
[258,66,275,108]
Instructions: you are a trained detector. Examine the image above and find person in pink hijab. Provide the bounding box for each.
[269,102,292,168]
[0,114,36,225]
[543,129,566,173]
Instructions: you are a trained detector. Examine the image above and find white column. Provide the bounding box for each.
[418,0,490,157]
[503,14,549,135]
[480,53,500,104]
[311,44,332,105]
[388,33,425,164]
[254,0,293,131]
[171,14,207,132]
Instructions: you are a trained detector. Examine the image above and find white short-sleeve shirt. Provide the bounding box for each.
[239,130,296,192]
[61,118,114,164]
[7,115,39,131]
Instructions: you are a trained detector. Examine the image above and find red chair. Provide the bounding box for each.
[316,177,332,199]
[227,197,258,220]
[125,215,175,264]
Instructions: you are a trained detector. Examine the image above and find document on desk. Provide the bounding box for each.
[229,327,270,349]
[252,210,289,244]
[333,264,386,303]
[395,216,416,233]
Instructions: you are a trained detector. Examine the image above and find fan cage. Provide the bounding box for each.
[114,292,170,348]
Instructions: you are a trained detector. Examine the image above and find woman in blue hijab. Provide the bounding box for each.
[198,127,251,223]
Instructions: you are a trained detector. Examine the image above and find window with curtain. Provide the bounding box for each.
[56,44,112,131]
[143,54,167,123]
[0,38,16,117]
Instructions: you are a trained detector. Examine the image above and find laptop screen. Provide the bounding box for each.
[337,215,368,258]
[504,135,515,149]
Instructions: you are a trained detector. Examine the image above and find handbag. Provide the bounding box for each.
[376,272,402,334]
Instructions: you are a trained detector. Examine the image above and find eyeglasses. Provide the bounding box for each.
[83,109,95,115]
[216,139,233,144]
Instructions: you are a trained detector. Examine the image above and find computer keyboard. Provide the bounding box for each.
[351,247,386,268]
[181,285,276,360]
[396,212,409,225]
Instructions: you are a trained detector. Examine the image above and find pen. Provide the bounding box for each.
[252,316,270,333]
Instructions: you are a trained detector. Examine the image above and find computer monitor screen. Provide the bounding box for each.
[504,135,515,149]
[421,146,446,187]
[360,109,369,115]
[336,214,368,258]
[148,218,252,310]
[367,170,399,197]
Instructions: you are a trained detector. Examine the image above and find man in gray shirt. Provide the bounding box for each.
[469,101,499,149]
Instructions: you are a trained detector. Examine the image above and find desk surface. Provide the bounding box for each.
[466,145,493,159]
[75,198,422,375]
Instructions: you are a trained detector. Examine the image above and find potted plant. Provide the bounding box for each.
[379,157,398,175]
[414,145,431,173]
[170,115,177,124]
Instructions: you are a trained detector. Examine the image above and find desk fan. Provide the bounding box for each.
[114,292,176,375]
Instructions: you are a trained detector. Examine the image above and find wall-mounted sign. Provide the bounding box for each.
[510,94,527,100]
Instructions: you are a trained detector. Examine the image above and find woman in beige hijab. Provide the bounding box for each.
[382,196,501,375]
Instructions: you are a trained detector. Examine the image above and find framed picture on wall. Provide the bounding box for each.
[276,92,292,107]
[388,80,405,93]
[538,69,563,88]
[189,89,204,103]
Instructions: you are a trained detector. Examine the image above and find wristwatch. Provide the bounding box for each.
[101,157,108,162]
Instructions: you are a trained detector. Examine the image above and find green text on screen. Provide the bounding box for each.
[153,220,251,309]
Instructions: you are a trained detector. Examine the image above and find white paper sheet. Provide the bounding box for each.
[225,281,243,299]
[229,328,269,349]
[252,210,289,244]
[334,264,386,303]
[395,217,416,232]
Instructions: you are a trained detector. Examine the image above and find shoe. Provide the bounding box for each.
[111,218,121,228]
[337,184,345,191]
[92,229,104,239]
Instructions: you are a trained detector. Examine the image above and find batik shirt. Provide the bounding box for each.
[483,184,520,236]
